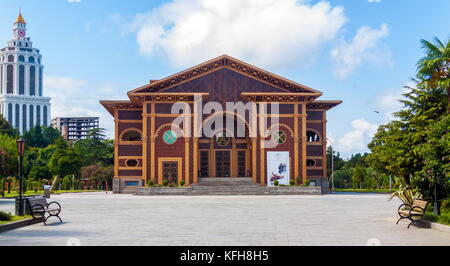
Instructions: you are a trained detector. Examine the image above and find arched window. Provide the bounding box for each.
[19,65,25,95]
[18,55,25,62]
[120,129,142,141]
[38,67,43,96]
[36,105,41,126]
[0,65,3,94]
[29,56,35,63]
[15,104,19,130]
[22,104,27,133]
[307,159,316,167]
[43,106,48,126]
[6,65,13,94]
[307,130,321,142]
[29,105,34,129]
[8,103,13,123]
[30,66,35,96]
[8,55,14,62]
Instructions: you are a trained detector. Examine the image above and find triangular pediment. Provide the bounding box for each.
[128,55,321,96]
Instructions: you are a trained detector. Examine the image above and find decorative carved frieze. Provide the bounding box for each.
[130,56,320,94]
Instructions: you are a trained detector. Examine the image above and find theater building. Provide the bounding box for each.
[101,55,341,194]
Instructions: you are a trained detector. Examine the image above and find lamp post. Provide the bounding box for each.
[16,138,26,216]
[326,138,335,192]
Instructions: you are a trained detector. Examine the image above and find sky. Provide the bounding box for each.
[0,0,448,158]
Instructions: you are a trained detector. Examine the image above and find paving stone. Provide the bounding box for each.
[0,193,449,246]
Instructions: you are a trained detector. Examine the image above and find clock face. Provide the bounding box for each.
[18,30,26,37]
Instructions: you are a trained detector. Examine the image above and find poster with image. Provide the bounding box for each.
[267,152,290,187]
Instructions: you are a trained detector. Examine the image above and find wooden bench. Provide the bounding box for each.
[27,197,62,226]
[396,199,428,229]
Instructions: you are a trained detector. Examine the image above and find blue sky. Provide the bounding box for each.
[1,0,449,157]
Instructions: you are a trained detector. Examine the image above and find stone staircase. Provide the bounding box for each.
[134,177,322,195]
[191,178,269,195]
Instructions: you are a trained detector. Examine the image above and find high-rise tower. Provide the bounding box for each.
[0,12,51,134]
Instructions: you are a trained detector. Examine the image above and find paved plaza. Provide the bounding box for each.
[0,192,449,246]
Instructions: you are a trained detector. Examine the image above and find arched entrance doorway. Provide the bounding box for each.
[199,112,251,178]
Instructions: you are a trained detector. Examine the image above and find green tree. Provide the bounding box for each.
[73,136,113,167]
[416,37,450,111]
[28,165,52,180]
[0,134,18,178]
[23,126,62,148]
[61,175,73,190]
[326,146,346,178]
[48,139,82,180]
[0,116,18,137]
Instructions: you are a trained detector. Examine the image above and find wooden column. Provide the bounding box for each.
[150,103,156,183]
[251,102,258,184]
[322,111,327,178]
[301,103,307,184]
[114,109,119,178]
[251,137,257,184]
[142,103,148,185]
[231,139,237,177]
[193,138,199,183]
[259,103,266,185]
[184,103,190,185]
[294,104,299,184]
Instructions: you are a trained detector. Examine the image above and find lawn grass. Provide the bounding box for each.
[0,215,32,225]
[334,188,392,194]
[1,190,101,198]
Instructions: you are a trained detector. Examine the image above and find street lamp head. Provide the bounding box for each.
[16,138,26,157]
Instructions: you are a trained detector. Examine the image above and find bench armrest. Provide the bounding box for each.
[398,203,411,212]
[48,201,61,211]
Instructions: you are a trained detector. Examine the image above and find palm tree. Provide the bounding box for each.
[417,37,450,111]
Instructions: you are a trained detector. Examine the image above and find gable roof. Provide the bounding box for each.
[128,55,321,96]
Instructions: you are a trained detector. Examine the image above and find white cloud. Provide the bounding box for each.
[336,118,378,153]
[331,23,391,79]
[373,81,414,122]
[130,0,347,68]
[44,76,121,138]
[368,0,382,2]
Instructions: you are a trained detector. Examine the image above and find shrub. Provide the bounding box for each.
[423,212,438,222]
[441,198,450,213]
[274,181,279,187]
[437,213,450,225]
[61,175,73,190]
[0,211,12,221]
[180,180,185,187]
[147,180,154,187]
[162,180,169,187]
[305,180,311,186]
[289,180,295,186]
[296,177,302,184]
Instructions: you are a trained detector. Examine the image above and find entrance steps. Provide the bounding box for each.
[134,177,322,195]
[192,178,267,195]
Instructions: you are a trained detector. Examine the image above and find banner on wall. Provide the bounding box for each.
[267,152,290,187]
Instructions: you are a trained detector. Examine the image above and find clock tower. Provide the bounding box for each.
[0,11,52,135]
[13,12,27,39]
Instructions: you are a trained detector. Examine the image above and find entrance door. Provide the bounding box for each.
[237,151,246,177]
[162,161,179,184]
[199,151,209,177]
[215,151,231,177]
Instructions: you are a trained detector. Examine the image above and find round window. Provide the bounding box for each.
[163,130,177,145]
[126,159,139,167]
[272,130,287,145]
[216,133,230,147]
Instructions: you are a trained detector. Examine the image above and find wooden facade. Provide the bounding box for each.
[101,55,341,193]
